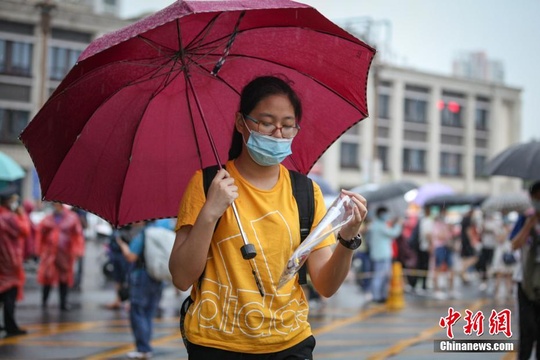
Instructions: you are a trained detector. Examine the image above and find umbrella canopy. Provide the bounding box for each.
[0,151,25,182]
[20,0,375,227]
[485,140,540,180]
[349,181,418,219]
[349,181,418,203]
[412,183,455,206]
[481,193,531,214]
[423,193,487,208]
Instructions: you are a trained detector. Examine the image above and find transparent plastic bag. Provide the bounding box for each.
[277,193,355,289]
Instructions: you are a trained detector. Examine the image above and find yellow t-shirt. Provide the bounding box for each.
[175,160,335,353]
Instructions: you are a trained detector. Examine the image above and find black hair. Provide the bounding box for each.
[228,75,302,160]
[530,181,540,195]
[376,206,388,217]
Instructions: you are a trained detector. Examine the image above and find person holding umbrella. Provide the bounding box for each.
[169,75,367,358]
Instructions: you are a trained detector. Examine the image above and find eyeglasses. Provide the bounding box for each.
[243,114,300,139]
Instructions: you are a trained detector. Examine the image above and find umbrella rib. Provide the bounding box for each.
[36,59,181,223]
[184,12,222,51]
[211,11,245,76]
[176,19,207,170]
[193,52,366,114]
[135,35,177,56]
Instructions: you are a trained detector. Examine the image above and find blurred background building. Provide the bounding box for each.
[0,2,523,204]
[452,51,505,84]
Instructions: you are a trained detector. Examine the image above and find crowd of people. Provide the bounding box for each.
[0,187,179,358]
[352,180,540,360]
[355,200,519,302]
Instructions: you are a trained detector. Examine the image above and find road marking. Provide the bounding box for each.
[312,304,387,336]
[365,299,495,360]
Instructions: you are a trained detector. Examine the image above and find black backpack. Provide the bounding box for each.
[202,165,314,285]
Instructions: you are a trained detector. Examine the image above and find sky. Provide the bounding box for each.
[120,0,540,142]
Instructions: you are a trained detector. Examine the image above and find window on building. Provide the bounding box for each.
[51,28,92,43]
[0,20,34,35]
[340,142,359,169]
[49,47,81,80]
[0,108,30,144]
[440,152,462,176]
[377,145,389,171]
[378,94,390,119]
[440,100,463,127]
[404,98,427,123]
[475,108,489,130]
[0,40,32,76]
[475,155,487,177]
[403,148,426,173]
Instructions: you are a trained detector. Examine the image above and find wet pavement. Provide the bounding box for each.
[0,239,519,359]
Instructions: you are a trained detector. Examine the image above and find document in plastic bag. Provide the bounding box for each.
[277,194,355,289]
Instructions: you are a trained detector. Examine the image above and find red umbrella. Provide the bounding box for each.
[20,0,375,227]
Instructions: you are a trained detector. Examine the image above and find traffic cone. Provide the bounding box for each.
[386,261,405,310]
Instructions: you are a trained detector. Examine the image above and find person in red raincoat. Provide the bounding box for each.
[0,190,31,338]
[36,202,84,311]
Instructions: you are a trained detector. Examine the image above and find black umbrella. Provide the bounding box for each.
[350,180,418,203]
[349,181,418,219]
[485,140,540,180]
[424,193,487,208]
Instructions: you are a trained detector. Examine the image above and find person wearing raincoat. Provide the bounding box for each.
[169,76,368,359]
[35,203,84,311]
[0,190,31,338]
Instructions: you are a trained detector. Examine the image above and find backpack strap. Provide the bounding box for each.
[289,170,315,285]
[202,165,222,198]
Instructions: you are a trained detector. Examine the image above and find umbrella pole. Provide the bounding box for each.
[185,74,263,296]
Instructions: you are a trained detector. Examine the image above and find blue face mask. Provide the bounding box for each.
[380,213,390,222]
[244,127,293,167]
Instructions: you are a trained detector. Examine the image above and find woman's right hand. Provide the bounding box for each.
[203,169,238,221]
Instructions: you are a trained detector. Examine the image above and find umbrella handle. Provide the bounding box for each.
[231,201,256,260]
[231,201,264,296]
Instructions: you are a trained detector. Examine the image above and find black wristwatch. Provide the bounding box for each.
[337,233,362,250]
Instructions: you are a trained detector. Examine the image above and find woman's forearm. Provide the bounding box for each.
[310,245,354,297]
[169,206,219,291]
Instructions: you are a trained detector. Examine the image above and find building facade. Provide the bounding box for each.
[318,63,523,196]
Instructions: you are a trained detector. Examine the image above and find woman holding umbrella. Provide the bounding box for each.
[169,76,367,358]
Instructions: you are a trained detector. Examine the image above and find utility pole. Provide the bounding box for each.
[36,0,57,107]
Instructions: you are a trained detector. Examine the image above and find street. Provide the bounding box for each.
[0,238,519,360]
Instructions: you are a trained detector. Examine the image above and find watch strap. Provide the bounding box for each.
[337,233,362,250]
